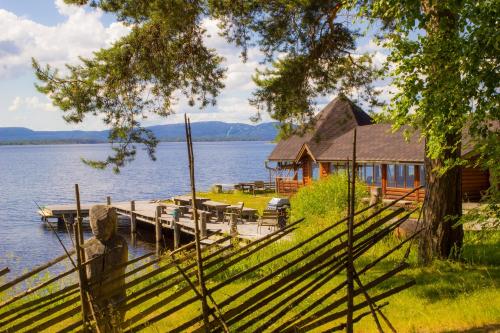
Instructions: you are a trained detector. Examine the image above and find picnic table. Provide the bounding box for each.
[235,181,275,194]
[172,195,209,206]
[237,182,256,193]
[202,200,230,222]
[226,205,258,222]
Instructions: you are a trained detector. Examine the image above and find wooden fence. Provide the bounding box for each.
[0,186,422,333]
[0,122,424,332]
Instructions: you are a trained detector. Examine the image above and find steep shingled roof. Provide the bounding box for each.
[316,124,424,163]
[267,96,373,161]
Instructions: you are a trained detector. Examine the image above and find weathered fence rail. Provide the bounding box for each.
[0,123,424,333]
[0,191,420,332]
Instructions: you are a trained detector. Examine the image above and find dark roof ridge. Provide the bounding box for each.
[268,96,373,161]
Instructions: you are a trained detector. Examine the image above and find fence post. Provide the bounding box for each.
[174,221,181,249]
[346,128,357,333]
[155,205,162,256]
[200,212,208,238]
[130,200,137,246]
[106,196,111,205]
[185,114,211,331]
[130,201,136,234]
[74,184,89,332]
[230,214,238,237]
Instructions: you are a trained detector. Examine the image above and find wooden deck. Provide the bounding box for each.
[38,200,276,241]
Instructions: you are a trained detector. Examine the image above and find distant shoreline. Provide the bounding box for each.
[0,121,279,145]
[0,139,276,146]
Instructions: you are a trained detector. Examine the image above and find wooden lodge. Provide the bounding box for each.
[267,96,491,202]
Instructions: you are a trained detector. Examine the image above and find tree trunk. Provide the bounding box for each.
[418,0,464,264]
[419,134,464,263]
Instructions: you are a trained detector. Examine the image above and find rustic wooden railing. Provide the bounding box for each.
[0,187,422,332]
[0,124,424,333]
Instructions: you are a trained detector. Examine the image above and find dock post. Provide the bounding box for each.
[155,206,162,256]
[130,201,137,234]
[200,212,207,238]
[106,196,111,205]
[174,221,181,249]
[130,201,137,246]
[230,214,238,237]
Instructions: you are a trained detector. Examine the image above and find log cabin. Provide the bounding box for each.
[267,96,491,202]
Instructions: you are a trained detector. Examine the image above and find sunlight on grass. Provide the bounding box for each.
[1,175,498,332]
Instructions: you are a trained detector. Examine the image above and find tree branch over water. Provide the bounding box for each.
[33,0,381,172]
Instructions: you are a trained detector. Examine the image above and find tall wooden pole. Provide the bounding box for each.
[185,114,211,332]
[155,205,162,256]
[346,129,357,333]
[130,200,136,233]
[130,200,137,246]
[74,184,89,332]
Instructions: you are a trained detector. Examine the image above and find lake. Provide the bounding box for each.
[0,141,275,276]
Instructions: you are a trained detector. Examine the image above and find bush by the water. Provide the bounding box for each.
[290,172,366,220]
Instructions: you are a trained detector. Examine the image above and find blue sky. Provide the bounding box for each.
[0,1,389,131]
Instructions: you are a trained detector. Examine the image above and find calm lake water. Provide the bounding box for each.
[0,141,274,277]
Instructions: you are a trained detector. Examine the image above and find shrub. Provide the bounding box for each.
[290,172,366,220]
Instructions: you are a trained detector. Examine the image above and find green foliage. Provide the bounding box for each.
[354,0,499,177]
[211,1,383,130]
[34,0,226,172]
[34,0,384,171]
[291,172,366,220]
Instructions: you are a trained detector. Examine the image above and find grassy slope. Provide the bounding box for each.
[196,178,500,332]
[1,177,498,332]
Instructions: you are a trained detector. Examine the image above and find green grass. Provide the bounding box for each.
[1,175,499,332]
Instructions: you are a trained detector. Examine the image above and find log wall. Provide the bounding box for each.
[462,167,490,201]
[276,178,302,195]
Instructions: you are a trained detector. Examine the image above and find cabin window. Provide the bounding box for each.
[374,165,382,186]
[296,168,303,181]
[357,164,365,180]
[418,165,426,187]
[395,165,405,187]
[387,165,396,187]
[365,165,374,184]
[312,162,319,180]
[356,164,376,185]
[330,163,347,174]
[388,164,417,188]
[406,165,415,188]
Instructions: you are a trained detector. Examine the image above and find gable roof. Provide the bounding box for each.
[317,124,424,163]
[268,96,373,161]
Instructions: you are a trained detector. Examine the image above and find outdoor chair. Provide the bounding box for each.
[257,209,280,233]
[223,202,244,224]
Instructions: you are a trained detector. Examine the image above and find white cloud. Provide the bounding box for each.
[0,2,130,79]
[0,6,396,130]
[54,0,81,17]
[8,96,56,113]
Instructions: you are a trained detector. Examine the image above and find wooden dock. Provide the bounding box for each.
[38,199,275,242]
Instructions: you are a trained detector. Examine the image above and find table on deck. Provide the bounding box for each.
[202,200,230,222]
[236,182,255,193]
[172,195,209,206]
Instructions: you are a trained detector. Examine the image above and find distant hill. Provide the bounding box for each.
[0,121,279,144]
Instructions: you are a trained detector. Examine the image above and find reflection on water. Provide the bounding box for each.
[0,141,274,277]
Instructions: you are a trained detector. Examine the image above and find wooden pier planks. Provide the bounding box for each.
[38,200,274,240]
